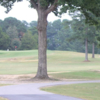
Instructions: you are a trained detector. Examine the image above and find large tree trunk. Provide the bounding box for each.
[35,10,49,79]
[31,0,58,79]
[92,43,95,58]
[85,38,88,61]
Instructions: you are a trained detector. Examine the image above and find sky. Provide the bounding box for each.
[0,1,72,23]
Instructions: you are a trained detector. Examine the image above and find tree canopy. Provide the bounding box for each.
[1,0,100,24]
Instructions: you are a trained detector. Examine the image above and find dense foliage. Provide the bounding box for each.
[0,17,100,53]
[0,17,38,50]
[1,0,100,24]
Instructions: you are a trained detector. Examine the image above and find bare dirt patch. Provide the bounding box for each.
[0,74,35,81]
[0,74,37,84]
[0,71,88,84]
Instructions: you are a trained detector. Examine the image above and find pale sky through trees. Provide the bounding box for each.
[0,1,72,23]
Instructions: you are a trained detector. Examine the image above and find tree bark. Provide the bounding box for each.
[34,9,49,79]
[31,0,58,79]
[92,43,95,58]
[85,38,88,61]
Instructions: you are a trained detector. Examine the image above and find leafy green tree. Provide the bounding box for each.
[0,20,4,29]
[47,22,56,38]
[6,26,18,39]
[70,19,98,61]
[95,27,100,54]
[48,19,84,52]
[3,17,27,33]
[11,38,21,50]
[88,25,97,58]
[55,29,73,50]
[47,20,62,50]
[6,26,20,50]
[52,19,62,32]
[71,19,89,61]
[28,21,38,35]
[21,33,38,50]
[30,21,37,28]
[22,20,29,28]
[29,27,38,35]
[0,27,10,50]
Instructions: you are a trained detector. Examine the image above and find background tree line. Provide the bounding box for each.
[0,17,100,54]
[0,17,38,50]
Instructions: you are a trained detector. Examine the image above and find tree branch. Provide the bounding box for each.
[30,0,38,10]
[46,0,58,15]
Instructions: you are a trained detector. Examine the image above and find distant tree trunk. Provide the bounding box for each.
[92,43,95,58]
[85,38,88,61]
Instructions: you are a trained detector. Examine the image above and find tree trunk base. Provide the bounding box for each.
[27,76,58,82]
[34,75,50,80]
[83,60,90,62]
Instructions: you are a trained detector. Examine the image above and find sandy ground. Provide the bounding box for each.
[0,71,70,81]
[0,74,35,80]
[0,70,94,84]
[0,74,88,85]
[0,74,36,84]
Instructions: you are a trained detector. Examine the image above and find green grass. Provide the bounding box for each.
[0,50,100,76]
[0,84,9,86]
[50,71,100,80]
[41,83,100,100]
[0,50,38,59]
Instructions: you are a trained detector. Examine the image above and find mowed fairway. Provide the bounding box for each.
[0,50,100,76]
[0,50,38,75]
[42,83,100,100]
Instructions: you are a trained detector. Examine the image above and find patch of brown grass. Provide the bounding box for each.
[0,74,35,81]
[0,97,8,100]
